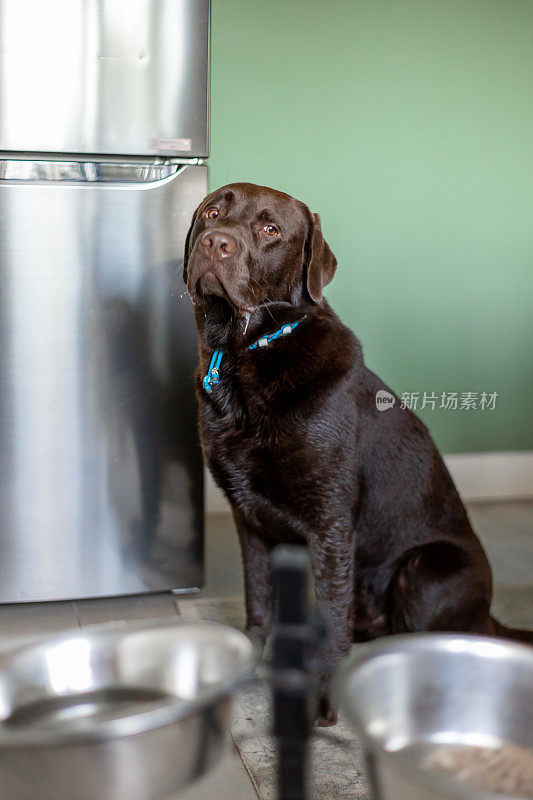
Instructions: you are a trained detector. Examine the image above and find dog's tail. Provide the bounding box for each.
[490,616,533,646]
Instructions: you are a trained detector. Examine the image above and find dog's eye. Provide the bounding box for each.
[205,207,219,219]
[263,224,279,236]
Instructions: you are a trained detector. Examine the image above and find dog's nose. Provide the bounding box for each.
[201,230,237,260]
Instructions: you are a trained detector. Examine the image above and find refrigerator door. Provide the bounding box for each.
[0,159,205,601]
[0,0,209,157]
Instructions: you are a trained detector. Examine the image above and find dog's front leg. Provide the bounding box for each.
[308,527,356,725]
[232,508,272,643]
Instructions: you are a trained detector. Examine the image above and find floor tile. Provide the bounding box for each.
[0,600,79,653]
[74,591,181,627]
[177,595,245,630]
[176,742,259,800]
[492,584,533,629]
[469,500,533,585]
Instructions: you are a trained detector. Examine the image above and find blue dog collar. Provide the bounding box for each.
[202,318,304,394]
[203,348,223,393]
[248,319,302,350]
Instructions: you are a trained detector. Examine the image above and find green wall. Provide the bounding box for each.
[210,0,533,453]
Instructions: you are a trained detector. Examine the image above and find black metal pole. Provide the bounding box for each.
[271,546,316,800]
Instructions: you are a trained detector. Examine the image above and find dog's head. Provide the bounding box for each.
[184,183,336,316]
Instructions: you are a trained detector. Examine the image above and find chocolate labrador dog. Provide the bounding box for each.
[184,182,532,723]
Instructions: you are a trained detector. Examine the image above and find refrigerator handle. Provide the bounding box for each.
[0,160,193,188]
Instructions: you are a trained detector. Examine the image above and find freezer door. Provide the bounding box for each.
[0,160,206,601]
[0,0,209,157]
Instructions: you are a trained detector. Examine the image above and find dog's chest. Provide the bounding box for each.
[199,383,321,536]
[200,393,296,483]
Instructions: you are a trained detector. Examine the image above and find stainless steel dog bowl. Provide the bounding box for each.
[334,634,533,800]
[0,620,257,800]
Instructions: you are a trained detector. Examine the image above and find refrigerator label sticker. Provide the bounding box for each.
[148,137,192,152]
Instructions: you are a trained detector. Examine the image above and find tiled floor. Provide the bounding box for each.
[0,501,531,800]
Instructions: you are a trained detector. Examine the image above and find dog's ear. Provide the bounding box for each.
[304,212,337,303]
[182,205,199,285]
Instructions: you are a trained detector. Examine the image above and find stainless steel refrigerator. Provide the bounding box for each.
[0,0,209,601]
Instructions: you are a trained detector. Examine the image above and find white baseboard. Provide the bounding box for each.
[444,451,533,502]
[205,451,533,515]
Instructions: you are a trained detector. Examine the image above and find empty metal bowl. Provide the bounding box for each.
[0,619,257,800]
[334,633,533,800]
